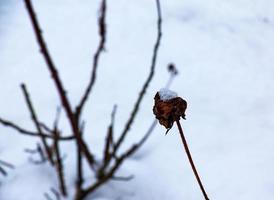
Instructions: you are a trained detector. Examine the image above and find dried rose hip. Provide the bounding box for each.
[153,89,187,130]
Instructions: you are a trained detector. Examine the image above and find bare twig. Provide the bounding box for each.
[81,142,138,197]
[176,120,210,200]
[25,143,47,164]
[44,188,60,200]
[0,160,14,176]
[111,175,134,181]
[0,118,74,140]
[80,2,163,195]
[96,0,163,180]
[39,106,61,134]
[96,105,116,180]
[97,64,178,183]
[0,117,40,135]
[50,188,61,200]
[53,106,61,128]
[104,106,116,160]
[75,0,107,118]
[75,122,85,200]
[18,0,170,199]
[0,166,7,176]
[24,0,95,169]
[21,83,54,165]
[113,0,162,153]
[80,2,163,197]
[53,129,67,196]
[0,160,14,169]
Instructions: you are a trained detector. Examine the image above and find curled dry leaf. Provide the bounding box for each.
[153,91,187,132]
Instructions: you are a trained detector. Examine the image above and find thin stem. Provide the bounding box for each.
[0,160,15,169]
[21,83,54,165]
[75,123,85,200]
[113,0,162,156]
[175,120,209,200]
[0,117,75,141]
[75,0,107,118]
[24,0,95,169]
[53,129,67,196]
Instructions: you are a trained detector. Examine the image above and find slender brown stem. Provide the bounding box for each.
[0,117,75,140]
[53,129,67,196]
[75,0,107,118]
[113,0,162,156]
[175,120,209,200]
[75,123,85,200]
[24,0,95,169]
[21,83,54,165]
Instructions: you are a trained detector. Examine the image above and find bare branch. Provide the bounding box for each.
[39,106,61,133]
[75,122,85,200]
[21,83,54,165]
[81,143,137,197]
[113,0,162,153]
[20,1,170,199]
[96,63,178,185]
[50,188,61,200]
[97,105,116,180]
[53,106,61,128]
[44,188,60,200]
[81,1,163,197]
[111,175,134,181]
[103,105,116,163]
[0,117,38,135]
[23,0,95,169]
[25,143,47,164]
[0,166,7,176]
[75,0,107,117]
[0,160,14,169]
[0,117,75,141]
[0,160,14,177]
[53,129,67,197]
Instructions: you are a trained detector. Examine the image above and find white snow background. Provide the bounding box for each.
[1,0,274,199]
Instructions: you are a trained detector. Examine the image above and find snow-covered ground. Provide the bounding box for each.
[1,0,274,199]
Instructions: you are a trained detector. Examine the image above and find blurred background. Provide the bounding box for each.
[1,0,274,199]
